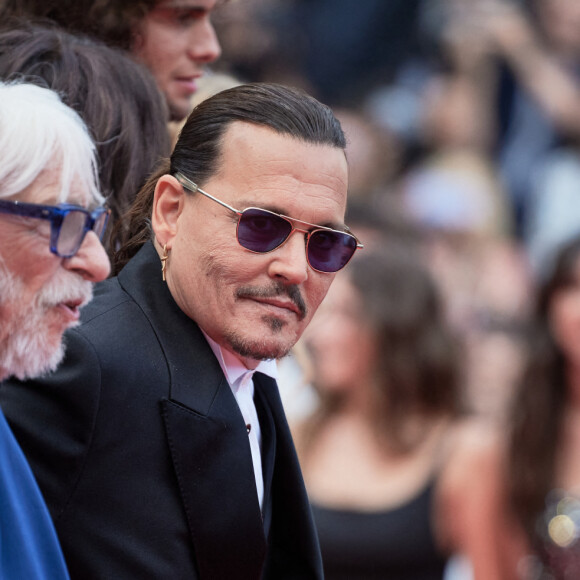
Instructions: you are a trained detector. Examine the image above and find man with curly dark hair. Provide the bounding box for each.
[0,0,222,120]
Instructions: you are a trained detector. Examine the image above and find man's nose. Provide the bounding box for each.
[266,230,309,285]
[187,19,221,64]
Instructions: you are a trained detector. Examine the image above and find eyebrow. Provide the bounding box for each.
[236,200,346,232]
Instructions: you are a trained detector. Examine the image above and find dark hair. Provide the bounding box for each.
[113,82,346,273]
[0,22,171,251]
[508,235,580,539]
[305,247,462,455]
[0,1,157,49]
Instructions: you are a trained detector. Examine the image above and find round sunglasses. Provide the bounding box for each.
[175,172,363,273]
[0,199,110,258]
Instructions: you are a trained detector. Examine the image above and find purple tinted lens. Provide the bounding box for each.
[238,208,292,252]
[308,229,357,273]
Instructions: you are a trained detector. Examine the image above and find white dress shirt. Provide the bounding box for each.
[202,332,278,510]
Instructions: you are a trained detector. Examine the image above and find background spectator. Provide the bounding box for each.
[0,0,222,121]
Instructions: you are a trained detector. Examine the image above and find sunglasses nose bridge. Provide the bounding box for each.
[282,216,322,257]
[270,221,306,252]
[283,214,314,240]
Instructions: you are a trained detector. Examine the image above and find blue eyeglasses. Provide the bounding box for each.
[0,199,110,258]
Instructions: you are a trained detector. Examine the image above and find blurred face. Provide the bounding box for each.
[538,0,580,56]
[155,122,349,369]
[549,258,580,367]
[303,273,376,394]
[0,167,110,381]
[132,0,222,121]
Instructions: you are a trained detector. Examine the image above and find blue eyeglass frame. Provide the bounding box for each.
[0,199,110,258]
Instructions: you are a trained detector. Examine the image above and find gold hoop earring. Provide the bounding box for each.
[160,244,169,282]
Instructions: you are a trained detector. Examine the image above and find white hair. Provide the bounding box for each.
[0,81,103,204]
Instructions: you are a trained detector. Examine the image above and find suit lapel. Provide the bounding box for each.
[160,395,266,579]
[118,243,267,579]
[253,378,276,539]
[254,373,324,579]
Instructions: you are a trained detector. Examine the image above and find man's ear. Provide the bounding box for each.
[151,175,186,249]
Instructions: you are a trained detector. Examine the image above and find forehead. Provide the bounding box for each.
[142,0,220,28]
[152,0,219,11]
[210,122,349,225]
[12,167,91,207]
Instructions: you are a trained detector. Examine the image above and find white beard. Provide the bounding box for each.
[0,263,93,381]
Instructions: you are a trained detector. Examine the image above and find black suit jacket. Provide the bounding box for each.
[0,242,323,579]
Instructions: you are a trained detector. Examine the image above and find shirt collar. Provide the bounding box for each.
[201,330,278,389]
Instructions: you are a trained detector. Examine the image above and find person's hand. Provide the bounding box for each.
[470,0,535,59]
[441,0,496,70]
[442,0,535,67]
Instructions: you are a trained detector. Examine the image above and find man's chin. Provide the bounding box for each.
[227,333,295,363]
[1,336,65,381]
[0,309,72,381]
[0,264,90,380]
[168,98,192,123]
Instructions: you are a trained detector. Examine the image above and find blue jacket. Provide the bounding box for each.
[0,409,69,579]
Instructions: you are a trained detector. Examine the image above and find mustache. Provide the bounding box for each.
[236,281,307,320]
[0,259,94,310]
[37,271,94,309]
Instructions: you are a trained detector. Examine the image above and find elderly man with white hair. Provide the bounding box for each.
[0,81,110,578]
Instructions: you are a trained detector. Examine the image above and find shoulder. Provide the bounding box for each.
[438,418,505,507]
[75,276,158,352]
[80,276,131,325]
[434,418,507,545]
[447,418,504,472]
[435,418,530,576]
